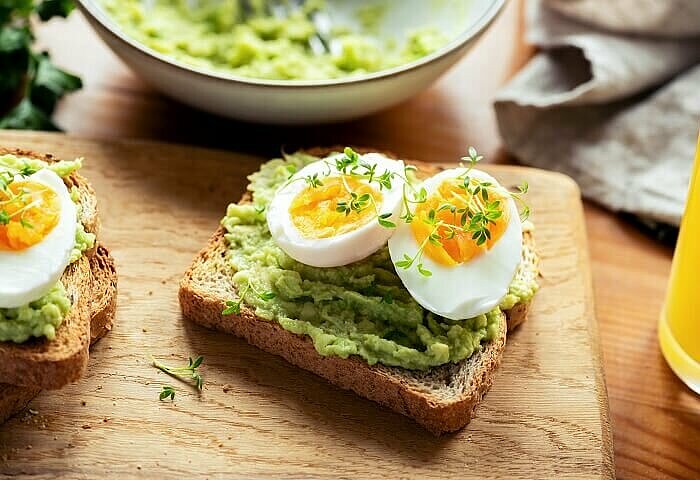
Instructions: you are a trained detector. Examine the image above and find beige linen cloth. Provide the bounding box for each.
[495,0,700,227]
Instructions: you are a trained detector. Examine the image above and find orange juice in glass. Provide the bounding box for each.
[659,133,700,393]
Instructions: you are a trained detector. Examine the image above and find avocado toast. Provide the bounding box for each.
[180,148,539,434]
[0,148,117,420]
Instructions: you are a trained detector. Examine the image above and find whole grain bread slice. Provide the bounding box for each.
[0,245,117,423]
[179,152,539,435]
[0,148,105,389]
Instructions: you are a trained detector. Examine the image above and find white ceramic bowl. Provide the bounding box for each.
[78,0,506,125]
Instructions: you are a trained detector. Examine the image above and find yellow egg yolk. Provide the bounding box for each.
[289,176,382,238]
[0,180,61,251]
[411,178,509,266]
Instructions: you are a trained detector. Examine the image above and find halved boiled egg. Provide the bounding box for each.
[267,153,405,267]
[388,168,522,320]
[0,169,78,308]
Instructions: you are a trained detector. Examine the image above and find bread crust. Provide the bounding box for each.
[0,246,118,423]
[179,149,539,434]
[88,246,118,343]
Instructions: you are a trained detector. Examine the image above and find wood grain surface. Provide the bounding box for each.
[0,131,612,479]
[10,0,700,478]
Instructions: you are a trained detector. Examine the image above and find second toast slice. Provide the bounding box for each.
[180,151,539,434]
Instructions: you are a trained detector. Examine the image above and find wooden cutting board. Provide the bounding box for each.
[0,131,613,479]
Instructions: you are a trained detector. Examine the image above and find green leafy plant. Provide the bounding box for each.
[152,355,204,391]
[0,0,81,130]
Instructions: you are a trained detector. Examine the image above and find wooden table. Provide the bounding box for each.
[30,1,700,478]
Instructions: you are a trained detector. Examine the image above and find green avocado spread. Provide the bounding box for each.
[222,153,538,370]
[98,0,447,81]
[0,154,96,343]
[0,283,71,343]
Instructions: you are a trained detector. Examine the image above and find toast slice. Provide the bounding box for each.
[0,246,117,423]
[180,151,539,435]
[0,148,107,390]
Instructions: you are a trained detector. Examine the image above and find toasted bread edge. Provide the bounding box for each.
[0,245,118,423]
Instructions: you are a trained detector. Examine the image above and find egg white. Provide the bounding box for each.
[267,153,405,267]
[388,168,523,320]
[0,169,78,309]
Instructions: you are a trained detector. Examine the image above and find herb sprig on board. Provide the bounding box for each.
[0,0,82,130]
[159,385,176,401]
[152,355,205,397]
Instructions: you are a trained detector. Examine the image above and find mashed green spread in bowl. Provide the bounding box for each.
[221,153,538,371]
[0,155,96,343]
[80,0,504,122]
[97,0,448,81]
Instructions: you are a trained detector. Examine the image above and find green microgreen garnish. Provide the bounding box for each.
[279,146,531,279]
[0,166,45,231]
[335,147,360,174]
[19,218,33,229]
[462,146,484,166]
[393,213,443,277]
[282,147,428,230]
[222,280,276,315]
[335,191,371,215]
[393,147,531,277]
[18,162,38,177]
[152,355,204,391]
[222,300,241,315]
[0,171,11,189]
[159,385,176,401]
[377,212,396,228]
[304,173,323,188]
[284,163,298,179]
[511,181,531,221]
